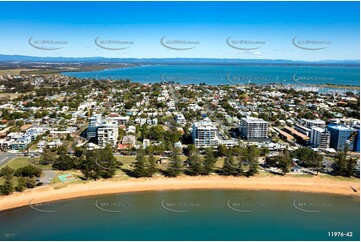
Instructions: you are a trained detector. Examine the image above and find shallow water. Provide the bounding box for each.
[62,65,360,87]
[0,190,359,241]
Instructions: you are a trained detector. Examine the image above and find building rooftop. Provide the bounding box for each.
[241,117,268,124]
[328,124,358,131]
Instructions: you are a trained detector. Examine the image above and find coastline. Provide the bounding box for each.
[59,65,360,90]
[0,175,359,212]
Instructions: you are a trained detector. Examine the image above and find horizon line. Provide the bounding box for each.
[0,53,359,63]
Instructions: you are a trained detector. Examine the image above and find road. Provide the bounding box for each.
[0,153,22,167]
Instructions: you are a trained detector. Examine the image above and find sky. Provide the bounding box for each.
[0,1,359,61]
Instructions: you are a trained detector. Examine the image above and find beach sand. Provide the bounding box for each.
[0,175,359,212]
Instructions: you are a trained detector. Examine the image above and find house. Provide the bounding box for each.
[122,135,136,146]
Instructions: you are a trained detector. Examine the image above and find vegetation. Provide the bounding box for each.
[333,145,358,177]
[166,147,183,177]
[0,166,14,195]
[187,150,203,176]
[265,150,293,175]
[14,165,42,178]
[132,150,157,177]
[53,154,77,170]
[290,147,323,174]
[80,145,119,180]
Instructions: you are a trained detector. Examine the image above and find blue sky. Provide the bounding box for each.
[0,1,359,61]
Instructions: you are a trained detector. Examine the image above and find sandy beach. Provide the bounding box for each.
[0,175,359,212]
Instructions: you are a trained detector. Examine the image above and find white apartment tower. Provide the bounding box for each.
[310,127,330,149]
[97,125,119,148]
[192,118,219,148]
[239,117,269,140]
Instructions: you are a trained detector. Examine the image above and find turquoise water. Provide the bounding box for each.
[0,190,359,241]
[62,65,360,86]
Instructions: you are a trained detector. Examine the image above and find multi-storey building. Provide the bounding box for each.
[175,113,186,126]
[327,124,360,151]
[302,119,326,129]
[239,117,269,141]
[310,127,330,149]
[97,125,119,148]
[192,118,219,148]
[89,114,103,127]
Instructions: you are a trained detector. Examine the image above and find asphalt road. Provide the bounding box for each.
[0,153,22,167]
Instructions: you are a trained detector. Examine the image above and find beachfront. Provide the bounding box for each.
[0,175,359,212]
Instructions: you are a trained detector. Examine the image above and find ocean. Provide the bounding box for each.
[0,190,359,241]
[62,65,360,87]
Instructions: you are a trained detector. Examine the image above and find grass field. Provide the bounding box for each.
[4,157,30,169]
[1,155,359,188]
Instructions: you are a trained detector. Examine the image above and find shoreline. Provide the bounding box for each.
[0,175,359,212]
[59,65,360,90]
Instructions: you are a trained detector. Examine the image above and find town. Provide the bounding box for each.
[0,73,359,195]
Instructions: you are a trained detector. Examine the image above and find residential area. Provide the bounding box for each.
[0,74,359,195]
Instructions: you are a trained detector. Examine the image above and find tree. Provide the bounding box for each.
[187,151,203,176]
[346,157,357,177]
[0,166,15,177]
[57,145,68,156]
[75,146,85,157]
[334,151,347,176]
[291,147,323,173]
[1,176,14,195]
[80,145,118,180]
[202,148,217,175]
[278,151,292,175]
[25,177,37,188]
[218,145,227,157]
[1,166,14,195]
[14,165,42,178]
[39,148,57,165]
[15,177,27,192]
[145,153,157,177]
[235,147,246,176]
[265,156,278,167]
[187,144,196,156]
[333,145,356,177]
[132,149,148,178]
[53,154,76,170]
[222,152,238,176]
[166,148,183,177]
[247,146,260,177]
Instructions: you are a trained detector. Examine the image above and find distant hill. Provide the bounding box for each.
[0,54,359,66]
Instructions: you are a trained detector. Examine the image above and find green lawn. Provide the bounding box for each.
[1,157,52,170]
[3,157,30,169]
